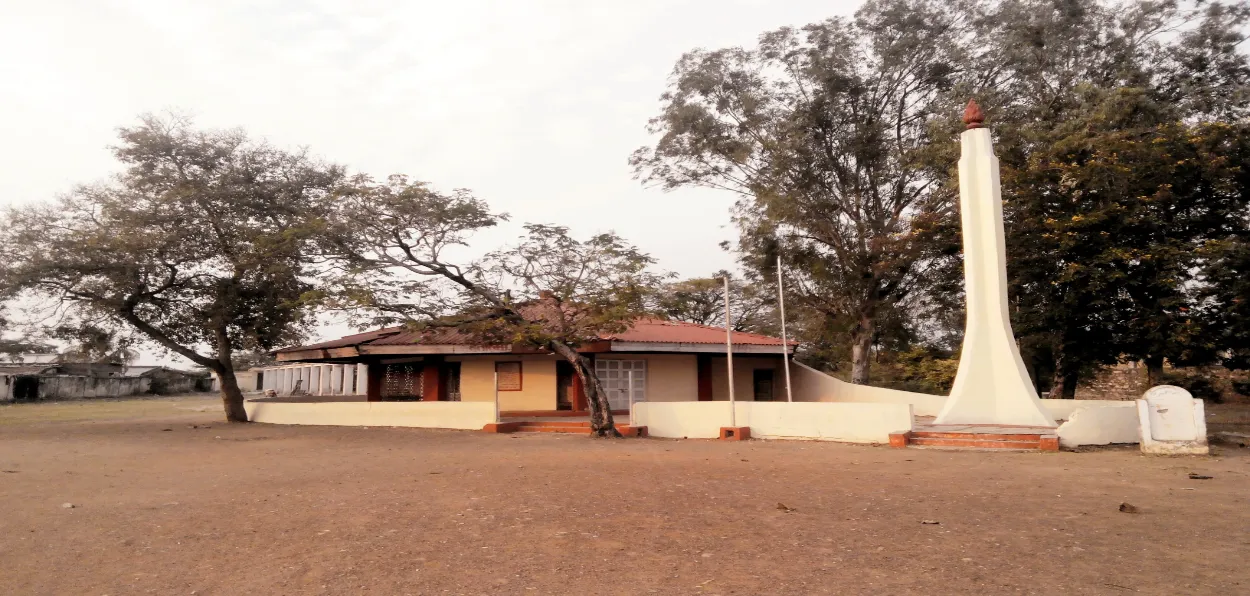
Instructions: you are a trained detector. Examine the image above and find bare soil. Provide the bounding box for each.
[2,396,1249,595]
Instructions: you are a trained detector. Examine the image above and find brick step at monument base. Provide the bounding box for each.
[890,424,1058,451]
[483,420,647,437]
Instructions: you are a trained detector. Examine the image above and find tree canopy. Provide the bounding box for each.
[0,115,342,420]
[632,0,974,384]
[651,271,777,334]
[636,0,1250,394]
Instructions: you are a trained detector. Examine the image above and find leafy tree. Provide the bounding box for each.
[652,271,777,334]
[0,339,56,360]
[632,0,975,384]
[981,0,1250,394]
[321,176,664,437]
[1202,236,1250,370]
[50,323,139,364]
[0,116,342,421]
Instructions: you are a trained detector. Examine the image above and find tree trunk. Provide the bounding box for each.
[216,366,249,422]
[212,323,248,422]
[849,313,874,385]
[550,341,620,438]
[1048,360,1079,399]
[1059,369,1078,399]
[1144,355,1165,387]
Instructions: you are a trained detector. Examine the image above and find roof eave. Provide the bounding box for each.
[607,341,795,354]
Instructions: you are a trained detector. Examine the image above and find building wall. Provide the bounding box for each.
[708,356,783,401]
[634,401,913,442]
[209,370,259,393]
[26,376,151,400]
[452,355,558,411]
[245,399,495,430]
[596,354,699,402]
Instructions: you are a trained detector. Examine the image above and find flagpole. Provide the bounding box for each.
[777,255,793,402]
[724,275,736,426]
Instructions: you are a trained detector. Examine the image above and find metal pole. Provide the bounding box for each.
[724,276,736,427]
[493,371,500,424]
[627,370,634,427]
[777,255,793,403]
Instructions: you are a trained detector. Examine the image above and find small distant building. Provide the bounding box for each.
[209,368,264,394]
[139,367,212,394]
[0,361,210,403]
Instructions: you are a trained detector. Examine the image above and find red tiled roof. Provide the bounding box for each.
[367,326,504,347]
[281,327,403,351]
[278,317,794,353]
[605,318,794,346]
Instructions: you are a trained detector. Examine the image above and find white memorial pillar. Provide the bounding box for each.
[935,100,1056,428]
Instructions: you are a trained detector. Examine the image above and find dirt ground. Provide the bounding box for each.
[2,396,1248,595]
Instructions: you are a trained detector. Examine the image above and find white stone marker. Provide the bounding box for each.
[1137,385,1209,455]
[934,101,1056,428]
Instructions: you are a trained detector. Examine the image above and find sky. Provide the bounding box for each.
[0,0,861,367]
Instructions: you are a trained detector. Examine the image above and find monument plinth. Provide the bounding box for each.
[934,100,1056,428]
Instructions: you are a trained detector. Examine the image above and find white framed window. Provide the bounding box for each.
[594,359,646,410]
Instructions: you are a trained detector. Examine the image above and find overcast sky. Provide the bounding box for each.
[0,0,860,366]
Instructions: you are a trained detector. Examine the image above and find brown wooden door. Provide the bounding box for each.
[556,361,574,410]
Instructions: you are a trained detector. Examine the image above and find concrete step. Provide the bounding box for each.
[515,425,592,434]
[909,436,1042,450]
[912,430,1044,442]
[509,421,647,437]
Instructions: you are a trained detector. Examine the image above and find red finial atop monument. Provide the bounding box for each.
[963,99,985,130]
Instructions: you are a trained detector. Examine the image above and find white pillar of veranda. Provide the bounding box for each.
[309,367,321,395]
[934,100,1056,428]
[356,364,368,396]
[343,365,356,396]
[328,364,341,395]
[320,365,333,395]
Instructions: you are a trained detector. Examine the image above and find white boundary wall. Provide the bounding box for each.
[244,399,495,430]
[634,401,913,443]
[789,361,1141,447]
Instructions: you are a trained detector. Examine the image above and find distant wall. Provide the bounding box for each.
[634,401,912,443]
[245,399,496,430]
[1075,364,1148,401]
[209,370,258,394]
[25,376,151,400]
